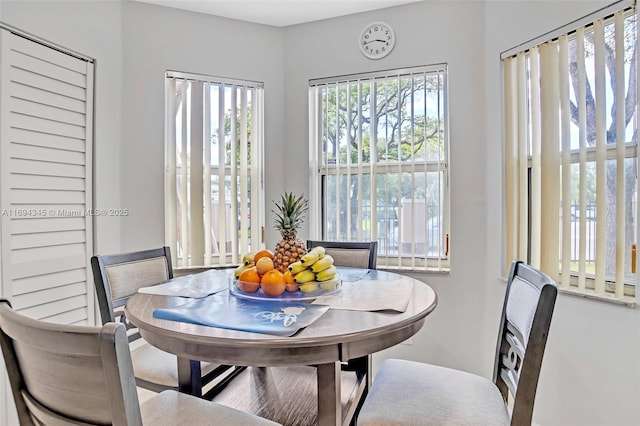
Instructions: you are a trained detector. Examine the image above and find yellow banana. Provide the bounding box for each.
[301,250,322,266]
[316,265,337,281]
[288,261,307,275]
[242,252,256,266]
[294,269,316,283]
[234,263,253,278]
[311,255,334,273]
[310,246,326,256]
[299,282,320,293]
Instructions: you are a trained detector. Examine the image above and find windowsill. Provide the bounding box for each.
[557,286,637,308]
[379,266,450,275]
[497,276,636,308]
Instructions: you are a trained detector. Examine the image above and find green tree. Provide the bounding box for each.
[568,14,637,276]
[322,75,446,240]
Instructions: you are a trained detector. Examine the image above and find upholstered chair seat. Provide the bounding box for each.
[357,261,557,426]
[358,359,510,426]
[0,299,280,426]
[140,390,278,425]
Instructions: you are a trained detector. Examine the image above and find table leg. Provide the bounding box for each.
[177,357,202,397]
[317,362,341,426]
[347,354,371,426]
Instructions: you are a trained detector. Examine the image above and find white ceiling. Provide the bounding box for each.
[132,0,424,27]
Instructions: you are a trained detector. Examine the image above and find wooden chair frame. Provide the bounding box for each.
[91,246,241,398]
[0,299,277,426]
[0,299,144,425]
[306,240,377,269]
[493,260,558,425]
[356,260,556,425]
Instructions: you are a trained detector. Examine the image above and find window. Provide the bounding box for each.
[503,4,637,303]
[309,65,450,271]
[165,71,264,268]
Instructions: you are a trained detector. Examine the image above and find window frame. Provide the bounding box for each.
[501,4,638,306]
[164,70,265,269]
[308,64,451,272]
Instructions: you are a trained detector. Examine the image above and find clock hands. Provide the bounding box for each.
[364,39,387,45]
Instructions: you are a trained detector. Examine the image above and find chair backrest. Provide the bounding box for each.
[307,240,378,269]
[493,261,558,425]
[91,247,173,325]
[0,299,143,426]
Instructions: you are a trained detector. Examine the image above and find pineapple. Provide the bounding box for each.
[272,192,309,274]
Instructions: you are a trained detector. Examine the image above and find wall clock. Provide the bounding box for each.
[359,22,395,60]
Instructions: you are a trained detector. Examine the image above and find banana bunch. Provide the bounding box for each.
[234,252,256,278]
[288,246,338,286]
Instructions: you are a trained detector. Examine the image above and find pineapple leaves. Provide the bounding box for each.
[272,192,309,231]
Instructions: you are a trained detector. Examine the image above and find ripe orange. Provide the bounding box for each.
[238,267,261,283]
[283,270,294,284]
[283,270,297,291]
[256,257,275,275]
[238,280,260,293]
[254,249,274,263]
[285,282,299,292]
[260,270,286,296]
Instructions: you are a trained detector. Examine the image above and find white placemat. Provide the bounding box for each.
[312,278,414,312]
[138,269,229,298]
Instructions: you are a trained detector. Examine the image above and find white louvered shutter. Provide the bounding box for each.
[0,29,94,324]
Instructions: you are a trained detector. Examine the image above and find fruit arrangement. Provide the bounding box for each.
[233,246,339,297]
[232,192,340,298]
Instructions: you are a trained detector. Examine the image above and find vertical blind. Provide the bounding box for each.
[503,6,638,299]
[165,72,264,268]
[309,65,450,271]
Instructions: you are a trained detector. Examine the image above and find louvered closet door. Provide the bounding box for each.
[0,30,94,324]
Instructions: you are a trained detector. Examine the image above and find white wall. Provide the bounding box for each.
[283,0,493,378]
[0,1,638,425]
[120,1,286,251]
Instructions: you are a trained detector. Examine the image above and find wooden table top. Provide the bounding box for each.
[125,269,437,366]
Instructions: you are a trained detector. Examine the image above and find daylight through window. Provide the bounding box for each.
[503,5,638,301]
[165,72,264,268]
[309,65,450,271]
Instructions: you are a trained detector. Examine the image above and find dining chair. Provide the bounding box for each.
[91,246,241,399]
[0,299,280,426]
[307,240,378,269]
[357,260,558,425]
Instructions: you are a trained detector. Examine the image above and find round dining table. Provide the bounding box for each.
[125,268,437,426]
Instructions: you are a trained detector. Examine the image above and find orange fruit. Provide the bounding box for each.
[260,270,286,297]
[238,280,260,293]
[283,270,294,284]
[254,249,274,263]
[283,270,297,291]
[238,267,261,283]
[256,257,275,275]
[285,282,299,292]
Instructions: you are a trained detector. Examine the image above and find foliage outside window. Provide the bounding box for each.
[309,65,450,271]
[503,7,637,302]
[165,71,265,268]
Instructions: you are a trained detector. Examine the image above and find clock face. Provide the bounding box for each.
[359,22,395,59]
